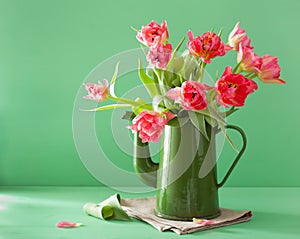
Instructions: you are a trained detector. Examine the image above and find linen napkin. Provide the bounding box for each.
[84,194,252,235]
[121,196,252,234]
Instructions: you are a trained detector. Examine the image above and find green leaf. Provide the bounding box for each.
[167,116,189,127]
[152,95,163,112]
[153,68,173,108]
[83,194,131,221]
[82,104,131,112]
[204,115,217,127]
[219,121,238,152]
[131,97,153,115]
[207,90,216,103]
[232,61,242,74]
[166,37,186,70]
[138,60,159,98]
[169,56,184,73]
[167,117,180,127]
[173,37,186,55]
[171,77,181,87]
[209,103,226,123]
[195,107,226,124]
[122,111,135,121]
[215,70,219,81]
[130,26,139,32]
[132,106,143,116]
[188,111,209,141]
[152,69,161,95]
[180,51,200,80]
[109,62,120,97]
[161,70,173,88]
[218,28,223,37]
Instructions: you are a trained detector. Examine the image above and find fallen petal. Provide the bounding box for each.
[193,218,216,225]
[56,221,83,228]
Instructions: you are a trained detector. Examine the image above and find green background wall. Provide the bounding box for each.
[0,0,299,186]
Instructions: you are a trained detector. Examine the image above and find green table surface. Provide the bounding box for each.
[0,187,299,239]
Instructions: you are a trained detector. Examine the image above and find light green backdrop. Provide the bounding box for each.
[0,0,299,186]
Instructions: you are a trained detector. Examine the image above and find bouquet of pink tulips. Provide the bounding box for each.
[83,21,285,147]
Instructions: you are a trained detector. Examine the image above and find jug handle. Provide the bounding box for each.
[217,125,247,188]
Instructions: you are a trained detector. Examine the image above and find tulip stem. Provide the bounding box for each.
[233,61,242,74]
[225,106,238,117]
[199,61,206,82]
[248,73,257,79]
[108,96,152,109]
[245,72,257,79]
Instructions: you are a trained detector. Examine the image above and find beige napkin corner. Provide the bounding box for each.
[121,196,252,235]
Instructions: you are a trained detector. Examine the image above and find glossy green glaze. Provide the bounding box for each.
[133,133,159,188]
[133,120,247,221]
[156,121,220,220]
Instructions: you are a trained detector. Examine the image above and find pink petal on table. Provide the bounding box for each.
[56,221,83,228]
[193,218,216,225]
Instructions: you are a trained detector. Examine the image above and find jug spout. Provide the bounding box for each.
[133,133,158,188]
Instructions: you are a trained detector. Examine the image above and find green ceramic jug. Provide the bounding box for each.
[133,119,246,221]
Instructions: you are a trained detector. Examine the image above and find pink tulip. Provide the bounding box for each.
[237,45,262,73]
[166,81,208,110]
[187,31,229,64]
[56,221,83,228]
[228,22,253,51]
[128,111,176,143]
[258,55,286,84]
[83,80,109,102]
[147,43,172,69]
[136,20,169,47]
[215,66,258,107]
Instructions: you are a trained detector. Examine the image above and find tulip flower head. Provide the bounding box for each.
[215,66,258,107]
[228,22,253,51]
[187,31,229,63]
[83,80,109,102]
[166,81,209,110]
[136,20,169,47]
[128,111,175,143]
[237,46,262,73]
[147,43,172,69]
[258,55,286,84]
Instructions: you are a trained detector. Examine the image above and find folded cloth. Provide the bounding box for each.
[120,196,252,235]
[83,194,131,221]
[84,195,252,235]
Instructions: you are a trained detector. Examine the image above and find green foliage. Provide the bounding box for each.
[188,111,209,141]
[138,60,159,98]
[109,62,120,97]
[83,104,131,112]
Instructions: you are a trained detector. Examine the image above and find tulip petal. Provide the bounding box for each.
[56,221,83,228]
[165,87,181,100]
[260,78,286,84]
[193,218,216,225]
